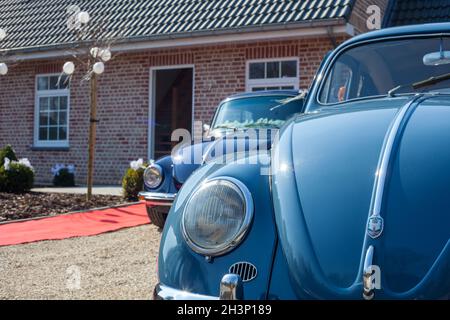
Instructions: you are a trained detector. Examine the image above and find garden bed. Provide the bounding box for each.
[0,192,130,222]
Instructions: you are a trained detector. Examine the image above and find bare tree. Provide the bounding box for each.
[62,5,124,201]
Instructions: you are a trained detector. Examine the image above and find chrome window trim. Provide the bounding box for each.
[310,33,450,111]
[181,176,254,257]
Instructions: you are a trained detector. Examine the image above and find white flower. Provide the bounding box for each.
[4,157,10,170]
[51,163,65,176]
[18,158,33,171]
[130,158,144,171]
[67,164,75,174]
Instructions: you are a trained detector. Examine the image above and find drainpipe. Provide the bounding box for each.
[326,26,338,49]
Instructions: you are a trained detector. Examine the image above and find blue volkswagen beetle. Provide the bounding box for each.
[139,90,304,227]
[156,23,450,300]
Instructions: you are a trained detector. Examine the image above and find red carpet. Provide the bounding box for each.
[0,203,149,247]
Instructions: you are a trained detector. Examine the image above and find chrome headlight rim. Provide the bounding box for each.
[143,163,163,189]
[181,176,254,257]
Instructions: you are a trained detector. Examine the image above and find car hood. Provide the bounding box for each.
[173,129,277,183]
[272,95,450,299]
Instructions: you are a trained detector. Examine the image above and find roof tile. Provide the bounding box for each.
[0,0,353,51]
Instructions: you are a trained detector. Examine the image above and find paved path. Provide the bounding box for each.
[31,186,122,196]
[0,224,160,300]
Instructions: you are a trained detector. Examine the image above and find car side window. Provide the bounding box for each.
[320,61,353,103]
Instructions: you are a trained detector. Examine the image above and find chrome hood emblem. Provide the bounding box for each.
[367,216,384,239]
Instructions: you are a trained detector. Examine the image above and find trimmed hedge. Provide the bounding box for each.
[0,162,34,193]
[53,168,75,187]
[0,145,17,167]
[122,167,145,201]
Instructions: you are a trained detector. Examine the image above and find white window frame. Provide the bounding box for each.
[245,57,300,92]
[34,73,70,148]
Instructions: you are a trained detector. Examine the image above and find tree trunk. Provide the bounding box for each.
[87,73,98,201]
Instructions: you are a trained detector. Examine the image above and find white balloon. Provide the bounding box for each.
[63,61,75,75]
[92,62,105,75]
[99,49,111,62]
[0,63,8,75]
[90,47,100,58]
[0,29,6,41]
[77,11,90,24]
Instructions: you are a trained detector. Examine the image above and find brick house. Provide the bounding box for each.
[0,0,418,185]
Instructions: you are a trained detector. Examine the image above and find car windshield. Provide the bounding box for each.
[212,95,303,130]
[319,37,450,105]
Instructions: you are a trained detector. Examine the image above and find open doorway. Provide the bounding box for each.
[149,66,193,159]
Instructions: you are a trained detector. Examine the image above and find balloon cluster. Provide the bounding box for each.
[62,11,111,77]
[0,28,8,75]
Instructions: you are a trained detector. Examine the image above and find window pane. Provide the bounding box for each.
[266,86,281,90]
[50,97,59,110]
[39,127,48,140]
[281,86,295,90]
[39,113,49,126]
[252,87,266,92]
[49,76,60,90]
[60,96,68,110]
[281,61,297,78]
[266,62,280,78]
[37,77,48,90]
[249,63,265,79]
[60,75,70,89]
[59,127,67,140]
[59,111,67,125]
[49,112,58,125]
[49,127,58,140]
[39,97,49,111]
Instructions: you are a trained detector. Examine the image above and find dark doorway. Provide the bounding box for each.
[151,67,193,159]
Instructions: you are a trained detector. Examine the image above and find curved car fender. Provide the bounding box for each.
[144,155,177,194]
[158,157,278,299]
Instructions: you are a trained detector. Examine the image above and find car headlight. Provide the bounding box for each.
[182,177,253,256]
[143,164,163,189]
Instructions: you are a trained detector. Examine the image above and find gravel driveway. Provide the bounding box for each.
[0,224,160,299]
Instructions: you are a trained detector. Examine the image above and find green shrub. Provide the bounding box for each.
[122,167,145,201]
[53,168,75,187]
[0,145,18,167]
[0,162,34,193]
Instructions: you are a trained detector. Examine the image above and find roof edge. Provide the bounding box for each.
[1,18,348,57]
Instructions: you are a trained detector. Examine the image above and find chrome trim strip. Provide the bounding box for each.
[139,192,176,206]
[202,136,225,164]
[363,245,375,300]
[181,176,254,257]
[367,98,419,238]
[154,283,218,300]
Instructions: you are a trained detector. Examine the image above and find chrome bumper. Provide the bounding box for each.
[154,284,219,300]
[138,192,176,207]
[154,274,243,300]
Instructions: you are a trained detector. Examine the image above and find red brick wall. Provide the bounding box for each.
[0,35,345,185]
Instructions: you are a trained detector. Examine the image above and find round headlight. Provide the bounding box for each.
[182,177,253,256]
[143,164,163,189]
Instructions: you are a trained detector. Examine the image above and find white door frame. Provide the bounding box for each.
[148,64,195,160]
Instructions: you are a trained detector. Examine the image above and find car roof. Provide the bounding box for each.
[223,90,300,102]
[343,22,450,48]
